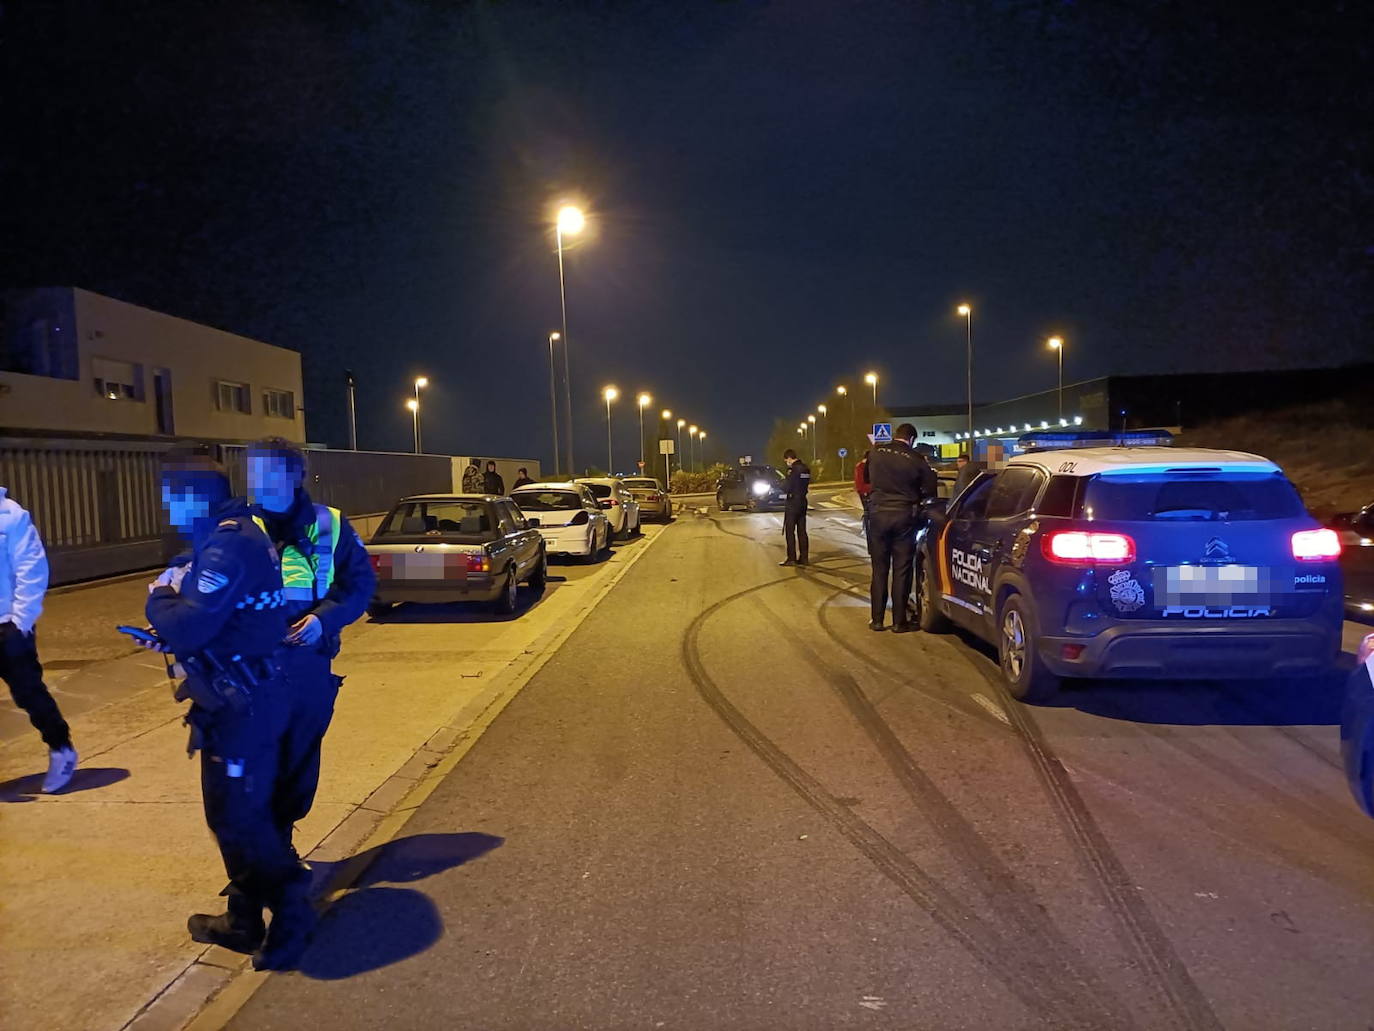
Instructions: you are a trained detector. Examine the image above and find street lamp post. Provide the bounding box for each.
[865,371,879,408]
[345,369,357,450]
[603,385,618,473]
[807,413,817,463]
[957,304,973,444]
[1047,336,1065,419]
[413,376,428,453]
[637,393,652,472]
[677,418,686,468]
[405,397,420,454]
[698,430,707,470]
[555,204,585,475]
[547,332,562,475]
[688,425,699,472]
[660,409,673,484]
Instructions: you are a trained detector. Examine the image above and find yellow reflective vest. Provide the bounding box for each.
[253,504,340,603]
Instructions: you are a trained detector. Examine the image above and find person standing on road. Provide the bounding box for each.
[866,423,936,632]
[512,467,535,489]
[462,462,482,493]
[483,460,506,496]
[0,487,77,792]
[779,448,811,567]
[245,438,375,873]
[854,450,873,545]
[146,455,312,969]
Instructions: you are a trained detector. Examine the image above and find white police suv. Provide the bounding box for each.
[915,431,1345,701]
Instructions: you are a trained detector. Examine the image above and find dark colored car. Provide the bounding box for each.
[1331,499,1374,620]
[366,494,547,616]
[914,440,1345,701]
[716,465,787,512]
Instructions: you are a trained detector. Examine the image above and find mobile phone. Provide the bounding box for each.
[116,624,164,646]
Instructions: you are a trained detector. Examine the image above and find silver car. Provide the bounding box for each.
[620,477,673,522]
[366,494,547,616]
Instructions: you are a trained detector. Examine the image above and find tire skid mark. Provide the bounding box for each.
[747,593,1140,1029]
[746,513,1224,1031]
[682,578,1097,1027]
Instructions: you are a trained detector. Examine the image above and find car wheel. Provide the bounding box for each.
[632,515,643,536]
[366,601,393,620]
[528,549,548,595]
[999,595,1058,703]
[915,559,950,633]
[493,567,518,615]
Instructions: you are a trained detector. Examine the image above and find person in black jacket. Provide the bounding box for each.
[779,448,811,567]
[866,424,936,632]
[483,460,506,496]
[147,454,312,970]
[512,467,535,489]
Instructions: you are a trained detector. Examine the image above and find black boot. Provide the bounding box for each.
[188,891,266,954]
[253,879,317,971]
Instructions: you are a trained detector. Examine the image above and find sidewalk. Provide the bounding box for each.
[0,528,665,1031]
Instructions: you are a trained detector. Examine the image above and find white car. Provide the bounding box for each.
[511,482,611,562]
[575,477,642,540]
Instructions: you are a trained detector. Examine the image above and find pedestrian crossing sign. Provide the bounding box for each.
[872,423,892,444]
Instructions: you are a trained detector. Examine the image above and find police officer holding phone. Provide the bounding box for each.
[866,423,936,632]
[779,448,811,566]
[146,454,316,971]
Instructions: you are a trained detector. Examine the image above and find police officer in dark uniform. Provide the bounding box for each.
[866,423,936,632]
[779,448,811,566]
[146,455,314,971]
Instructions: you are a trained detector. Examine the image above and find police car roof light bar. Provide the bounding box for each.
[1018,429,1175,453]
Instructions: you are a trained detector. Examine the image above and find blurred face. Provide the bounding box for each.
[162,485,215,534]
[486,462,496,472]
[957,456,969,468]
[247,452,299,513]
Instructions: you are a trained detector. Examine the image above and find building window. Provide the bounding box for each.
[263,388,295,418]
[216,380,251,414]
[92,356,142,400]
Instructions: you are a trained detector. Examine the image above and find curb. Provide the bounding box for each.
[121,525,669,1031]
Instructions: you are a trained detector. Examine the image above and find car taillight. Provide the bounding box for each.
[1291,528,1341,561]
[567,510,589,526]
[465,552,491,573]
[1041,530,1136,565]
[370,554,392,576]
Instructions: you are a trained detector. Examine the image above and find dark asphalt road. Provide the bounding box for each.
[229,490,1374,1030]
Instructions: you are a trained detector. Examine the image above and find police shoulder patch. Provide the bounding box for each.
[197,568,231,594]
[217,518,242,531]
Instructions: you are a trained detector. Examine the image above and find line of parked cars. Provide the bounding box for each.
[364,475,673,619]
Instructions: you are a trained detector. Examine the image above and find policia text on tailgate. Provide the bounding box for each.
[914,432,1344,701]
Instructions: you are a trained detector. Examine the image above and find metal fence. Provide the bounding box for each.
[0,438,458,585]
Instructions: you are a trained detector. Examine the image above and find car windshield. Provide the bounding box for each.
[1083,472,1306,522]
[513,490,584,511]
[583,483,613,499]
[622,479,659,489]
[377,501,494,537]
[745,467,783,482]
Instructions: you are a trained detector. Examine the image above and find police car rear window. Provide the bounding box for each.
[1083,472,1304,522]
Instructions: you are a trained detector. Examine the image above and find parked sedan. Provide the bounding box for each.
[1332,499,1374,619]
[512,482,611,561]
[621,476,672,522]
[366,494,546,616]
[575,477,642,539]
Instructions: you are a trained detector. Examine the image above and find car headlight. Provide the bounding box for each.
[751,481,770,497]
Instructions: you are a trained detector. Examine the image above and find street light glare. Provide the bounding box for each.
[661,409,672,420]
[689,425,698,435]
[549,331,561,341]
[603,385,619,403]
[637,392,652,407]
[415,376,429,388]
[864,372,878,385]
[807,414,816,423]
[836,385,847,396]
[405,398,419,411]
[677,418,686,428]
[557,205,585,235]
[817,404,827,414]
[1048,336,1064,350]
[957,304,971,316]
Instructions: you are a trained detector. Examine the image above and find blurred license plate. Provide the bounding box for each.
[1155,565,1271,606]
[397,554,448,580]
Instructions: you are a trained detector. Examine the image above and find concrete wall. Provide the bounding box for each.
[0,287,306,442]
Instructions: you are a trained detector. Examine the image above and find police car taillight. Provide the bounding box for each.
[1291,528,1341,562]
[1042,530,1137,565]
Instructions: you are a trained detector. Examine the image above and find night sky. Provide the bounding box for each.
[4,1,1370,467]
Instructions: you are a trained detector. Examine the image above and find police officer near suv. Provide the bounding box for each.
[146,454,314,970]
[867,423,936,632]
[779,448,811,566]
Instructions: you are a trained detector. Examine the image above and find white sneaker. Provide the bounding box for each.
[42,747,77,793]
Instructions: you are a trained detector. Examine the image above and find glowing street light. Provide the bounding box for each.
[688,424,699,472]
[405,396,420,454]
[602,385,619,473]
[553,203,586,474]
[412,377,429,453]
[864,371,879,406]
[957,303,973,443]
[698,430,707,468]
[1047,336,1065,419]
[636,392,653,471]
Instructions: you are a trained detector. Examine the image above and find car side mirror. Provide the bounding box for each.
[922,498,948,517]
[526,517,541,528]
[600,500,613,509]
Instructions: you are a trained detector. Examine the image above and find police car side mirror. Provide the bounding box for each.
[922,498,949,517]
[526,517,541,528]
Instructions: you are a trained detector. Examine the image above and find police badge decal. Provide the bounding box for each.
[1107,569,1145,613]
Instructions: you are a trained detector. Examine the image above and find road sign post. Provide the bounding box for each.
[838,446,849,479]
[659,438,675,491]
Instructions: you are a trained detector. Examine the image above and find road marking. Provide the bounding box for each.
[859,996,887,1011]
[971,692,1009,724]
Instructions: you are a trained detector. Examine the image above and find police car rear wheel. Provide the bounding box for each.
[915,561,950,633]
[999,596,1058,703]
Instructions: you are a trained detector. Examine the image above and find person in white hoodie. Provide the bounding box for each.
[0,487,76,791]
